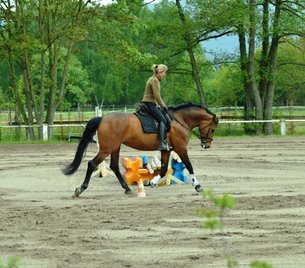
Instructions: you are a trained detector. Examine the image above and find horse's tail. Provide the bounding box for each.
[62,116,102,176]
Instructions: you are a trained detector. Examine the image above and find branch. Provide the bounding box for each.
[196,30,234,44]
[281,37,304,51]
[282,0,305,9]
[277,62,305,67]
[279,32,305,39]
[281,6,303,18]
[141,0,155,7]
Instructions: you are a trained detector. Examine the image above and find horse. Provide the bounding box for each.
[62,102,219,197]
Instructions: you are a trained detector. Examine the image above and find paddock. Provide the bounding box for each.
[0,137,305,268]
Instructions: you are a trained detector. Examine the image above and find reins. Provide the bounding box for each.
[167,110,211,140]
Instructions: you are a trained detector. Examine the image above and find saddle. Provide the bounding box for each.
[134,103,171,134]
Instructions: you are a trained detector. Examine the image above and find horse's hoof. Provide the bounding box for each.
[195,185,203,192]
[73,187,82,198]
[125,189,136,196]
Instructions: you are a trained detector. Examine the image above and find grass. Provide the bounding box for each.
[0,257,22,268]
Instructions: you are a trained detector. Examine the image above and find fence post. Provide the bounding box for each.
[43,124,48,141]
[280,119,286,135]
[95,106,101,117]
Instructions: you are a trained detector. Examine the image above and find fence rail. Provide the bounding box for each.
[1,118,304,142]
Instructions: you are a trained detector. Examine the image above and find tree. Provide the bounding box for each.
[0,0,99,139]
[175,0,206,106]
[275,38,305,106]
[238,0,305,135]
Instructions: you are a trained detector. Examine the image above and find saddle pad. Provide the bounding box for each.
[134,111,158,133]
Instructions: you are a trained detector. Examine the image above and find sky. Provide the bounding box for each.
[204,35,240,59]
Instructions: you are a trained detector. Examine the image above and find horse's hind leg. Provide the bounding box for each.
[110,148,133,195]
[74,152,108,197]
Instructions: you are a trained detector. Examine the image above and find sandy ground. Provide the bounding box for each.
[0,137,305,268]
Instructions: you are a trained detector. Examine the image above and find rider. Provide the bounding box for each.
[142,64,169,151]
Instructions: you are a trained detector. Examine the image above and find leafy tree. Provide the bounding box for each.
[0,0,99,139]
[240,0,305,134]
[275,38,305,106]
[205,64,243,107]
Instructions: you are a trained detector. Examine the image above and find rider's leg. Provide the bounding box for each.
[158,121,169,151]
[143,102,169,151]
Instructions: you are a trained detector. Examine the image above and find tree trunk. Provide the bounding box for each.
[16,0,37,140]
[38,0,47,140]
[258,0,269,109]
[248,0,263,134]
[175,0,206,106]
[46,7,59,138]
[46,42,58,138]
[22,66,35,140]
[238,28,255,135]
[55,42,74,108]
[263,0,282,134]
[7,55,27,125]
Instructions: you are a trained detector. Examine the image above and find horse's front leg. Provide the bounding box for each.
[176,150,203,193]
[150,151,171,186]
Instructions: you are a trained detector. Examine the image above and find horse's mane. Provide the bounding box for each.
[168,102,216,117]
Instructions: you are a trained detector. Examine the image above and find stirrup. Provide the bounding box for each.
[158,142,170,151]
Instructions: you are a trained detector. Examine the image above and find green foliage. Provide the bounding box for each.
[227,256,239,268]
[275,38,305,106]
[250,260,273,268]
[197,189,236,231]
[0,257,22,268]
[205,64,243,107]
[0,86,9,110]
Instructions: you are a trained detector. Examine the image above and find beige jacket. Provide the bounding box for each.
[142,75,166,108]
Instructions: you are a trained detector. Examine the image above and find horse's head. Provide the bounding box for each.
[170,103,219,149]
[198,114,219,149]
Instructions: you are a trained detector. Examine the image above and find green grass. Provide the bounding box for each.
[0,257,22,268]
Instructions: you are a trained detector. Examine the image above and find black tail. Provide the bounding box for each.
[62,116,102,176]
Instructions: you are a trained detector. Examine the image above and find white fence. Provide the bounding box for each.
[219,119,305,136]
[0,118,304,141]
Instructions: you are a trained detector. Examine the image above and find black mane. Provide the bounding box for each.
[168,102,216,117]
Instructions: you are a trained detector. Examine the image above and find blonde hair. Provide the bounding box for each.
[151,64,168,74]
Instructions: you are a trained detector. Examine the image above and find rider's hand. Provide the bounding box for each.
[163,106,168,111]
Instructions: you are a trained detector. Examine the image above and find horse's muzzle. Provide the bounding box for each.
[201,137,212,149]
[201,143,211,149]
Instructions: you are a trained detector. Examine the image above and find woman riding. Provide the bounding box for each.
[142,64,169,151]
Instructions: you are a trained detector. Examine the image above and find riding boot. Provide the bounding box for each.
[158,122,169,151]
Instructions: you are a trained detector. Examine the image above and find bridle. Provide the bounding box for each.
[168,111,216,145]
[199,122,215,144]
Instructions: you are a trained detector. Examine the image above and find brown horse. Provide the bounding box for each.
[62,103,218,196]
